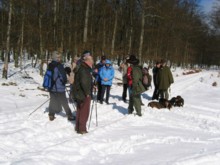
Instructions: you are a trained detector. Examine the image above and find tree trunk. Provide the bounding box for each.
[138,5,145,64]
[53,0,57,49]
[2,0,12,79]
[83,0,90,44]
[38,0,44,76]
[14,48,19,67]
[19,5,25,69]
[102,18,106,54]
[128,6,133,55]
[111,11,118,57]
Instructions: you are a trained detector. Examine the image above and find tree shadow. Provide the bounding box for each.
[112,103,128,115]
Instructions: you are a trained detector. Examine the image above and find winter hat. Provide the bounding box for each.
[81,50,92,60]
[127,55,139,65]
[105,59,111,65]
[101,55,106,61]
[52,51,61,61]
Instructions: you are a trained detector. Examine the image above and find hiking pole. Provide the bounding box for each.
[88,96,95,129]
[28,99,50,117]
[94,89,98,127]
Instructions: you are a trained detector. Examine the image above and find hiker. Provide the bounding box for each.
[152,61,161,100]
[127,55,145,117]
[48,51,75,121]
[73,51,93,134]
[120,59,128,103]
[157,59,174,100]
[95,55,106,102]
[99,60,115,104]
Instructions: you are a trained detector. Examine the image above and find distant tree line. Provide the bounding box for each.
[0,0,220,78]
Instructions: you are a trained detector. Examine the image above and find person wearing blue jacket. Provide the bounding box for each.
[48,51,74,121]
[99,60,115,104]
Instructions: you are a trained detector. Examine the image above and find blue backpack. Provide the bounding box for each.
[43,63,57,91]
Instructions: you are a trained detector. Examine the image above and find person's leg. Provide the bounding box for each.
[165,89,169,100]
[122,84,128,102]
[59,92,73,120]
[48,92,56,119]
[97,82,102,101]
[159,90,165,99]
[133,94,142,116]
[75,102,81,132]
[78,96,91,133]
[155,87,159,100]
[152,87,157,100]
[105,85,111,104]
[128,87,134,114]
[122,84,126,101]
[100,85,106,104]
[125,84,128,100]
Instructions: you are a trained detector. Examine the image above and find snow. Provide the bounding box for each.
[0,62,220,165]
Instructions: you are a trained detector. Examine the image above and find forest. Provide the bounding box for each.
[0,0,220,78]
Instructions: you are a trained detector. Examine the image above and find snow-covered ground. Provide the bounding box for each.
[0,62,220,165]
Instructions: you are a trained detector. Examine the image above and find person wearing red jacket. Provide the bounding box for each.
[127,64,132,87]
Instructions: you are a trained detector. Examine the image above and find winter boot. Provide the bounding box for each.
[49,115,56,121]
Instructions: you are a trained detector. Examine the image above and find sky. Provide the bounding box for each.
[199,0,217,13]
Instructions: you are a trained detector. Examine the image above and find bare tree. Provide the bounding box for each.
[2,0,12,79]
[83,0,90,44]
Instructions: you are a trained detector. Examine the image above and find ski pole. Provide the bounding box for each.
[88,98,95,129]
[95,91,98,127]
[28,99,50,117]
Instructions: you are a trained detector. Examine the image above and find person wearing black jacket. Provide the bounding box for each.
[152,61,161,100]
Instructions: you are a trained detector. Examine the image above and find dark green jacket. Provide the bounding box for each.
[157,66,174,90]
[73,62,93,102]
[132,65,146,95]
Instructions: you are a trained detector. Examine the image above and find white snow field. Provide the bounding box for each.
[0,62,220,165]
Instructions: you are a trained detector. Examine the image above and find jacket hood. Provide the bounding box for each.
[105,60,112,65]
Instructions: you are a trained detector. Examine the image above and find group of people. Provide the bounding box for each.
[46,50,173,134]
[47,51,115,134]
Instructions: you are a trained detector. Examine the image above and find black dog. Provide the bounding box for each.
[169,96,184,107]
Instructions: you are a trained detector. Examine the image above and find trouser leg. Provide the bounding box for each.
[58,92,72,117]
[75,96,91,132]
[128,87,134,114]
[152,87,159,100]
[97,82,102,101]
[49,92,61,116]
[165,90,169,100]
[133,94,142,116]
[122,84,128,101]
[159,90,169,100]
[105,86,111,103]
[100,85,106,103]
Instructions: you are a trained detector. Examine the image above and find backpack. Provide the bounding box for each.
[42,63,58,91]
[142,68,152,90]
